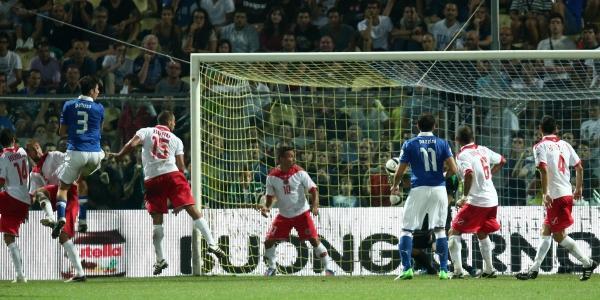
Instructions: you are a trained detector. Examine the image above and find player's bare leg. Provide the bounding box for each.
[263,239,278,276]
[476,232,496,278]
[59,232,86,282]
[517,225,551,280]
[35,188,56,228]
[150,213,168,275]
[308,237,334,276]
[52,182,71,239]
[552,230,597,281]
[77,178,88,233]
[184,205,225,259]
[448,228,466,278]
[4,234,26,283]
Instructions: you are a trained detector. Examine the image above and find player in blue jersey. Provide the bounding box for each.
[53,76,104,256]
[390,113,458,280]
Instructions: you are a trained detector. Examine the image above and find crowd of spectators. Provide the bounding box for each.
[0,0,599,209]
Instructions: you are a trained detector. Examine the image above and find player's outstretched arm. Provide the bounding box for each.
[491,157,507,174]
[574,163,583,200]
[391,162,408,193]
[444,157,458,178]
[113,135,142,160]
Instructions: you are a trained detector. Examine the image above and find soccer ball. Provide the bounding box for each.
[385,158,399,175]
[390,195,403,206]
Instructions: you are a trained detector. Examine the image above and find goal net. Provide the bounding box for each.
[191,51,600,276]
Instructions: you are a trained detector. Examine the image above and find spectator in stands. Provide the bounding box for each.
[133,34,166,92]
[101,44,134,95]
[580,104,600,164]
[0,100,16,132]
[0,1,17,35]
[421,33,435,51]
[0,32,22,93]
[65,0,94,29]
[358,0,393,51]
[217,39,232,53]
[153,6,183,58]
[29,41,60,92]
[579,25,598,49]
[430,2,463,50]
[537,13,576,95]
[365,154,391,206]
[172,0,199,31]
[577,141,599,201]
[481,101,519,155]
[390,5,427,51]
[280,33,297,52]
[87,6,116,62]
[463,30,482,51]
[500,27,518,50]
[32,3,79,55]
[338,0,364,28]
[320,8,356,52]
[318,35,335,52]
[62,40,97,77]
[260,7,289,52]
[19,69,46,96]
[220,9,260,53]
[57,65,81,94]
[553,0,584,35]
[239,0,268,25]
[502,134,529,206]
[293,9,319,52]
[155,61,189,95]
[99,0,140,43]
[183,8,217,55]
[13,0,52,50]
[510,0,552,49]
[200,0,235,28]
[228,169,263,205]
[119,150,144,209]
[585,1,600,28]
[467,4,492,49]
[331,175,359,207]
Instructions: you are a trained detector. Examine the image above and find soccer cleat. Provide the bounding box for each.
[264,267,276,276]
[207,245,226,259]
[325,269,335,276]
[153,259,168,275]
[515,271,538,280]
[51,219,66,239]
[394,268,414,280]
[580,260,598,281]
[78,220,88,233]
[11,276,27,283]
[439,270,450,280]
[452,270,468,279]
[40,218,56,228]
[64,275,86,283]
[479,271,497,278]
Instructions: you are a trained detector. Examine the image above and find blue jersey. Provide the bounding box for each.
[399,132,453,187]
[60,96,104,152]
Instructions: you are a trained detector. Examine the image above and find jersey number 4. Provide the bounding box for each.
[420,148,438,172]
[151,134,169,159]
[76,111,88,134]
[13,160,28,185]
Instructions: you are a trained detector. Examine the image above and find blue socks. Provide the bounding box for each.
[436,237,449,272]
[399,235,413,270]
[56,200,67,220]
[79,196,88,220]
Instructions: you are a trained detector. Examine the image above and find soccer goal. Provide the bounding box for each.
[190,51,600,276]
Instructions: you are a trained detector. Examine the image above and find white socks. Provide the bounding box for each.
[8,243,24,279]
[63,240,85,277]
[448,235,462,274]
[37,192,55,221]
[559,237,592,268]
[153,225,165,262]
[531,235,552,272]
[193,218,216,246]
[314,243,331,270]
[479,237,494,273]
[265,246,277,269]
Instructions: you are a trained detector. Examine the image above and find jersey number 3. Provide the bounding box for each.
[420,148,438,172]
[76,111,88,134]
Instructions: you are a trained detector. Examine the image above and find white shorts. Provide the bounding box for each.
[402,186,448,231]
[59,150,105,185]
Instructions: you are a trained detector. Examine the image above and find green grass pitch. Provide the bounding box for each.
[1,275,598,300]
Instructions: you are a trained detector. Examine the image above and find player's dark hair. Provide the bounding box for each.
[0,128,15,147]
[157,110,175,125]
[417,113,436,132]
[276,145,295,159]
[456,125,474,145]
[540,115,558,135]
[79,75,101,96]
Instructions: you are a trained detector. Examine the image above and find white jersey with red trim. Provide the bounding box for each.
[29,151,67,194]
[266,165,316,218]
[0,147,31,204]
[456,143,503,207]
[136,125,183,180]
[533,135,580,199]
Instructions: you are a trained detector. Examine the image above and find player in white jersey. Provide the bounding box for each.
[25,139,87,282]
[517,116,598,281]
[111,110,224,275]
[0,129,30,283]
[448,126,506,279]
[259,146,334,276]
